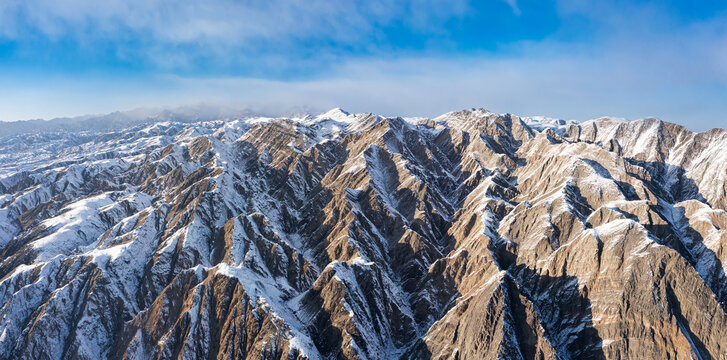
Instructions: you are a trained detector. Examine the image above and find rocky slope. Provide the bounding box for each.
[0,108,725,359]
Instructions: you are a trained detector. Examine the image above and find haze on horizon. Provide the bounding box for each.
[1,0,726,131]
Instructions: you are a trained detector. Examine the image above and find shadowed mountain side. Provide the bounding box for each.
[620,160,727,311]
[509,265,604,359]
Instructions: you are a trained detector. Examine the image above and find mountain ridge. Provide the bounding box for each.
[4,105,720,139]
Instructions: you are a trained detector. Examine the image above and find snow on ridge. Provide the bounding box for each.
[400,116,428,124]
[586,116,629,123]
[520,116,579,133]
[311,107,355,124]
[433,107,495,122]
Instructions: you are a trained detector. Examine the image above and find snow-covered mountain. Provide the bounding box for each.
[0,104,272,138]
[0,108,726,359]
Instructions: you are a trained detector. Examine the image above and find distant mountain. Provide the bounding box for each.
[0,104,274,137]
[0,107,725,359]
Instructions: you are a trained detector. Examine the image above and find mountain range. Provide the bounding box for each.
[0,107,725,359]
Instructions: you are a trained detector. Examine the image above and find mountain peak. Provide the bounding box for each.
[315,107,354,122]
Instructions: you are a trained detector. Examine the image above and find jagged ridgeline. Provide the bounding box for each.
[0,108,726,359]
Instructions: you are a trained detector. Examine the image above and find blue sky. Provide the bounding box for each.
[0,0,726,130]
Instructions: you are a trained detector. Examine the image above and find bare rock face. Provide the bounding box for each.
[0,109,726,359]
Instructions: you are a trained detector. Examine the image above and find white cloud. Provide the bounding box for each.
[2,40,726,131]
[503,0,521,15]
[0,0,472,45]
[0,1,725,131]
[0,0,477,70]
